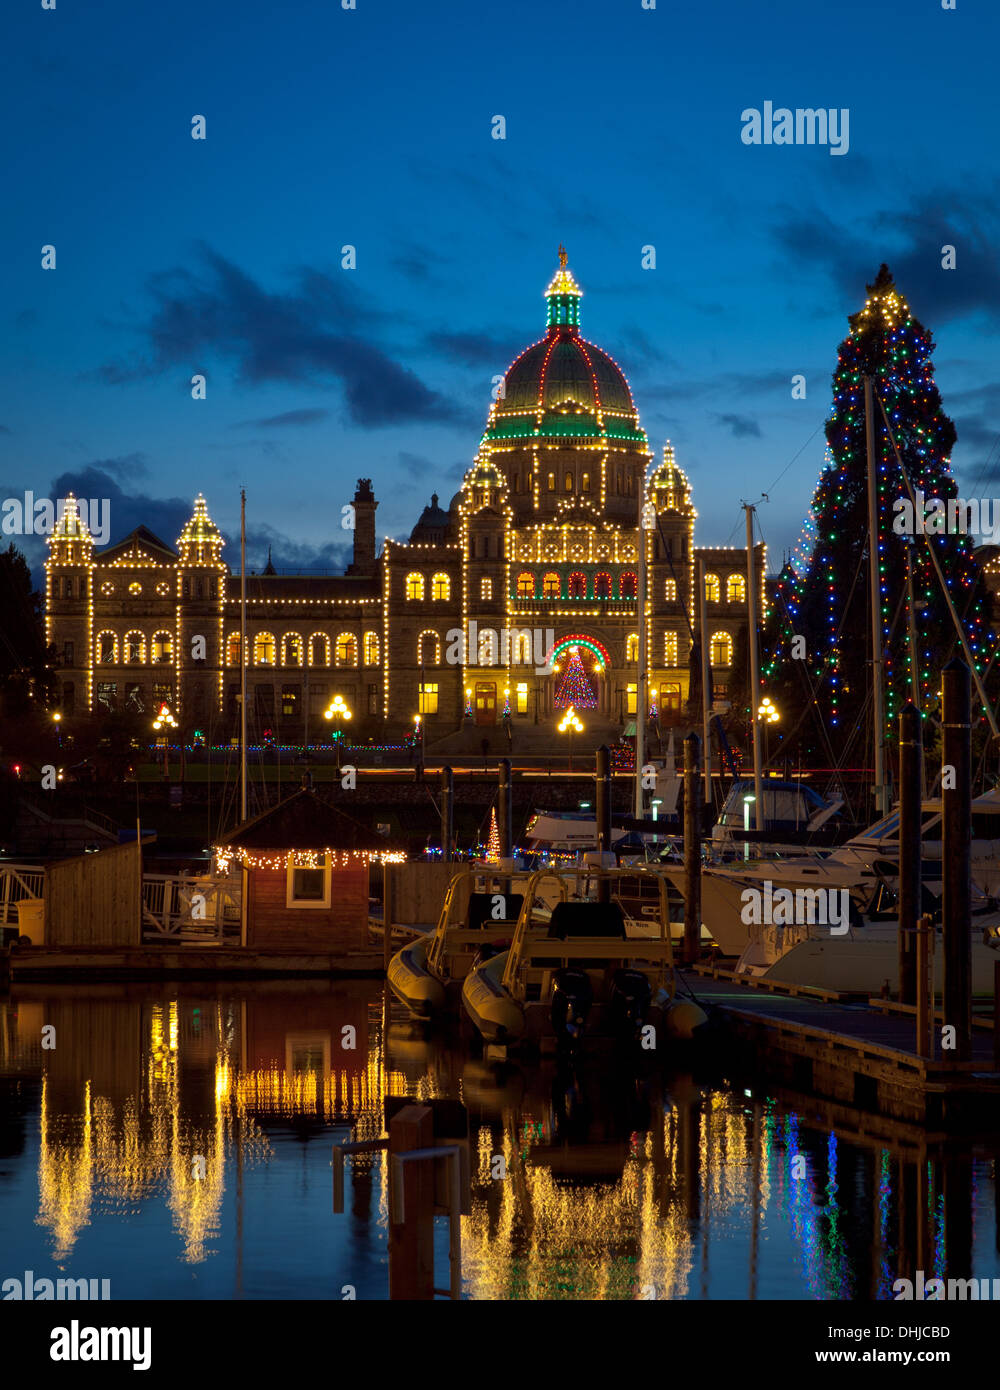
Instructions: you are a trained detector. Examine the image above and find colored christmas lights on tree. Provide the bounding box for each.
[553,645,597,708]
[763,264,991,741]
[485,807,501,862]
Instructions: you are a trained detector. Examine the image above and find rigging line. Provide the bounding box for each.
[723,421,828,548]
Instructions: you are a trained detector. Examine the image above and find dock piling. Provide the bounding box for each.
[916,912,934,1060]
[441,765,454,864]
[596,745,611,905]
[898,702,921,1004]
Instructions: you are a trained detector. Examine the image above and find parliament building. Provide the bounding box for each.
[45,252,762,746]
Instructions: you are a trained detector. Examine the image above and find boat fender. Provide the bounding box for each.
[663,998,709,1041]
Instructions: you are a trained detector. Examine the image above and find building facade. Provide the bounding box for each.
[46,253,763,745]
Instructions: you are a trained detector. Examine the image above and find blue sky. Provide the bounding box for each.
[3,0,1000,580]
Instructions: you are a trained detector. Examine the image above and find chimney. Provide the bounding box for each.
[346,478,377,576]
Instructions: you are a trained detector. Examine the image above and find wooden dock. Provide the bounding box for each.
[684,967,1000,1126]
[1,945,384,981]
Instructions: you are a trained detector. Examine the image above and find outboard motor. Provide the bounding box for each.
[609,968,652,1038]
[550,968,593,1049]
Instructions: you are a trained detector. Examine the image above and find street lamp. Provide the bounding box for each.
[558,705,584,772]
[52,711,62,749]
[324,694,352,769]
[742,793,756,861]
[152,703,178,781]
[412,712,425,765]
[758,696,780,769]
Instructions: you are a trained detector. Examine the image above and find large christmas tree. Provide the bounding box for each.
[764,265,990,749]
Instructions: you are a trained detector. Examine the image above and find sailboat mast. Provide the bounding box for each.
[697,555,712,806]
[744,503,764,831]
[240,488,248,822]
[864,375,890,816]
[635,478,648,820]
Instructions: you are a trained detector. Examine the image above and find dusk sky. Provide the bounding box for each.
[4,0,1000,581]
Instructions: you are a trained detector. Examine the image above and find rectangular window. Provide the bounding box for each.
[97,682,117,711]
[626,683,637,716]
[368,684,378,715]
[152,634,172,662]
[713,683,729,703]
[62,641,74,666]
[516,682,528,715]
[152,683,174,708]
[419,682,438,715]
[281,685,300,717]
[125,683,144,712]
[663,632,678,667]
[285,854,332,910]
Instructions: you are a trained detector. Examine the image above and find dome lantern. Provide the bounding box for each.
[545,244,582,333]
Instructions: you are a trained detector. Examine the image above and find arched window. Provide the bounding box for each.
[710,631,733,666]
[511,629,533,664]
[626,633,639,663]
[254,633,275,666]
[225,633,241,666]
[564,471,573,492]
[432,572,450,601]
[363,631,380,666]
[594,571,611,599]
[406,572,424,601]
[542,571,560,599]
[726,573,746,604]
[335,633,358,666]
[663,578,677,603]
[123,631,145,664]
[282,633,303,667]
[663,632,678,667]
[517,572,535,598]
[152,631,172,663]
[96,631,117,665]
[704,573,720,603]
[418,630,441,665]
[619,571,637,599]
[547,472,556,491]
[309,633,330,666]
[568,571,586,598]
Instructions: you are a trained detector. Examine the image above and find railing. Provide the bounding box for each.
[141,874,241,943]
[0,864,45,923]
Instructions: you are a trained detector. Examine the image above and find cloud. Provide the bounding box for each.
[715,412,762,438]
[425,330,524,368]
[233,408,329,429]
[95,244,461,428]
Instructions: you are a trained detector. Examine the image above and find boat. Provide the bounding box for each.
[461,866,706,1051]
[710,778,845,856]
[387,868,529,1021]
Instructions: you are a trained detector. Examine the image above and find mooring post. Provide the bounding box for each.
[942,660,972,1064]
[898,703,921,1005]
[498,758,513,860]
[387,1104,435,1300]
[916,912,934,1060]
[440,765,454,864]
[382,860,394,973]
[596,744,611,905]
[994,959,1000,1073]
[683,732,702,967]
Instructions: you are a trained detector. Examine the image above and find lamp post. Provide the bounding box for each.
[52,711,62,750]
[558,705,584,773]
[413,712,424,765]
[152,703,178,782]
[324,694,352,770]
[757,696,779,769]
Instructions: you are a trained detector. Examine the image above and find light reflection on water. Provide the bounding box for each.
[1,982,998,1300]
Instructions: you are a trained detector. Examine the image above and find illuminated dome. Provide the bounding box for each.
[483,249,646,446]
[649,441,694,514]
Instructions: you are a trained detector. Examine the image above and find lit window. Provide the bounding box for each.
[480,577,493,600]
[710,631,733,666]
[418,682,439,714]
[406,572,424,601]
[517,572,535,598]
[626,683,637,715]
[254,633,275,665]
[626,633,639,663]
[281,686,299,717]
[664,632,678,667]
[547,473,556,491]
[335,633,358,666]
[726,574,746,604]
[309,633,330,666]
[152,631,172,663]
[432,572,450,601]
[664,578,677,602]
[282,634,303,667]
[516,682,528,715]
[581,472,590,493]
[619,572,637,599]
[542,572,560,599]
[594,572,611,599]
[226,633,241,666]
[564,472,573,492]
[660,682,682,714]
[97,632,117,664]
[124,631,145,664]
[568,572,586,598]
[705,573,720,603]
[363,631,380,665]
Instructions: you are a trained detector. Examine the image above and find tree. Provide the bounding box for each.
[763,265,991,754]
[0,543,54,717]
[553,645,597,709]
